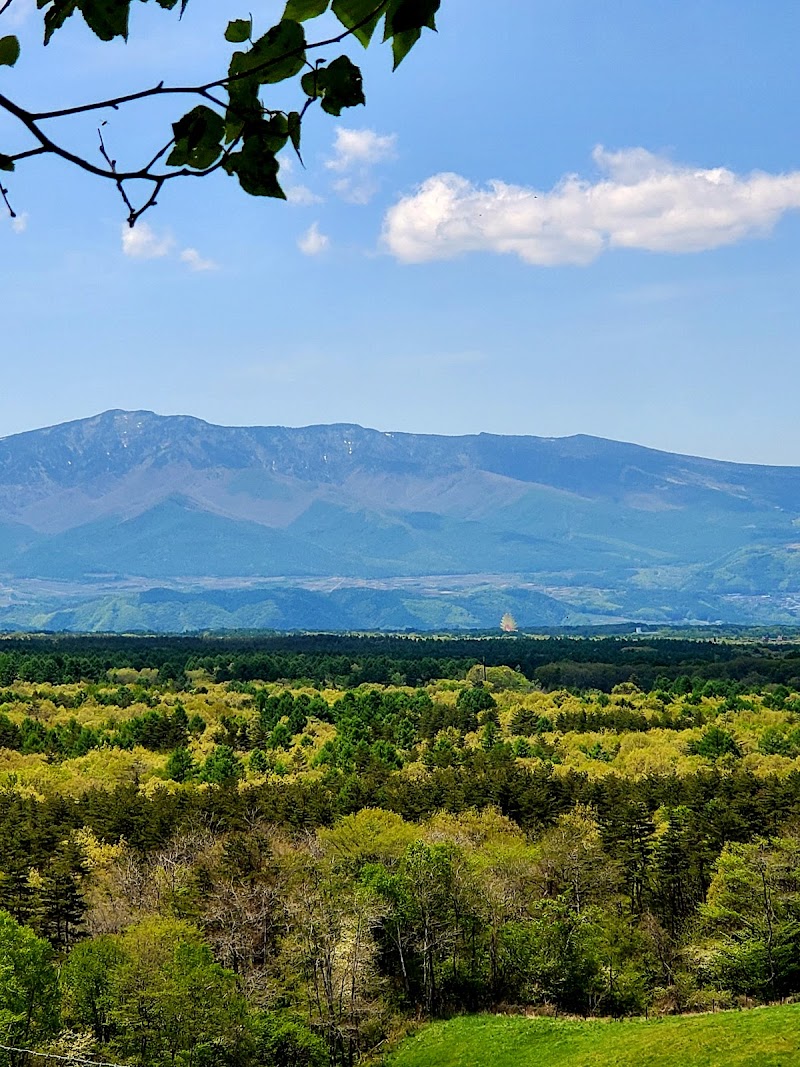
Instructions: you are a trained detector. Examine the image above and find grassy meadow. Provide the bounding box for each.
[384,1006,800,1067]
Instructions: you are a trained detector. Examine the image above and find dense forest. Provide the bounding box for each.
[2,632,800,1066]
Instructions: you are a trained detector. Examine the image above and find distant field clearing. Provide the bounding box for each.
[384,1006,800,1067]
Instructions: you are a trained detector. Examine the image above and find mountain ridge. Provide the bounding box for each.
[0,410,798,631]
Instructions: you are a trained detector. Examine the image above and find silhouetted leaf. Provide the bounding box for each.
[167,105,225,170]
[0,36,21,67]
[391,26,420,68]
[331,0,384,47]
[225,18,251,43]
[283,0,329,19]
[229,19,306,85]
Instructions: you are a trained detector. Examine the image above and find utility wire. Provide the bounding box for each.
[0,1043,129,1067]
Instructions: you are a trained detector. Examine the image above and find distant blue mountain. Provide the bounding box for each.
[0,409,798,630]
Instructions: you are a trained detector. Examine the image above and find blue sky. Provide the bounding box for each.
[2,0,800,464]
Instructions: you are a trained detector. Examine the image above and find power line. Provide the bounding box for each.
[0,1044,129,1067]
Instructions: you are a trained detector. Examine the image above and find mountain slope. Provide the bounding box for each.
[0,410,798,629]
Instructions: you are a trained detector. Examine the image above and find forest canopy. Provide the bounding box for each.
[1,632,800,1065]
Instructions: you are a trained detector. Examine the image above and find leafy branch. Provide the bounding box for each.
[0,0,440,224]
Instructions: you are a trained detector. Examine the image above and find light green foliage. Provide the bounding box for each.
[252,1011,328,1067]
[318,808,420,871]
[61,936,125,1044]
[0,910,60,1053]
[699,836,800,998]
[105,917,249,1066]
[466,664,531,692]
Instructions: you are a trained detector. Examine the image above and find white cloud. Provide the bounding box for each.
[332,176,379,206]
[120,223,216,271]
[382,146,800,266]
[327,127,397,172]
[286,184,323,206]
[121,221,173,259]
[10,212,28,234]
[180,247,217,272]
[298,222,329,256]
[326,127,397,204]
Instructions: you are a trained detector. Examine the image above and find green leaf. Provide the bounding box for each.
[304,55,364,116]
[283,0,329,19]
[288,111,302,157]
[224,92,260,142]
[0,154,14,173]
[330,0,384,47]
[225,18,251,43]
[38,0,186,44]
[0,36,21,67]
[384,0,438,35]
[300,69,320,98]
[260,113,290,153]
[39,0,79,45]
[391,26,420,68]
[167,105,225,170]
[229,19,306,85]
[77,0,132,41]
[381,0,436,66]
[223,136,285,198]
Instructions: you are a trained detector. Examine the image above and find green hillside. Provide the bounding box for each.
[385,1007,800,1067]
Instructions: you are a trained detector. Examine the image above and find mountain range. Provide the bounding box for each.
[0,409,799,631]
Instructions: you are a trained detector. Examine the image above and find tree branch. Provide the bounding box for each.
[0,1,404,222]
[29,6,389,122]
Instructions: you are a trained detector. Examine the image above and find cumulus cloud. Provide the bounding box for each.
[382,146,800,266]
[121,223,216,271]
[298,222,330,256]
[180,247,217,272]
[121,222,173,259]
[286,184,323,206]
[10,213,28,234]
[327,127,397,171]
[326,127,397,204]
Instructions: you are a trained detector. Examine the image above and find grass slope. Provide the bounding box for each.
[385,1006,800,1067]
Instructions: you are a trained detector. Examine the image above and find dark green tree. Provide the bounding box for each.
[165,745,196,783]
[200,744,244,784]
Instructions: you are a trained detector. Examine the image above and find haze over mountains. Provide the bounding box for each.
[0,409,799,631]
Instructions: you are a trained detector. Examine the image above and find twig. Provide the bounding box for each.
[0,181,15,217]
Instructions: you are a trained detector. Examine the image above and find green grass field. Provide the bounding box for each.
[384,1005,800,1067]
